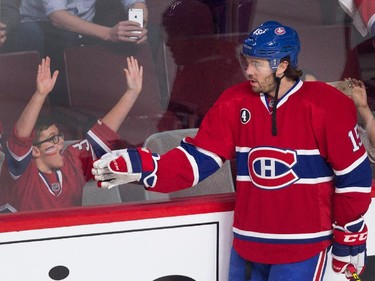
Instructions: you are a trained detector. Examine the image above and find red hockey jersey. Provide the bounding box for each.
[149,80,372,264]
[0,121,120,212]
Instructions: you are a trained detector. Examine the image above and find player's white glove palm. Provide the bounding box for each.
[92,148,159,189]
[332,217,367,279]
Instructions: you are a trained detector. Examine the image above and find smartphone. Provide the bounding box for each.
[128,8,143,39]
[128,8,143,27]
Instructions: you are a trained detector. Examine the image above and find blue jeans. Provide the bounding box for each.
[228,247,329,281]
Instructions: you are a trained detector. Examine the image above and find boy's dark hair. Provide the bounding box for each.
[33,114,57,143]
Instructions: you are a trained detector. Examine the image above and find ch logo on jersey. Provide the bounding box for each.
[240,108,251,124]
[248,147,299,190]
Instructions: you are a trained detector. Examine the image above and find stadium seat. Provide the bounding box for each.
[164,34,247,127]
[118,128,235,201]
[81,180,123,206]
[0,51,43,133]
[54,43,181,145]
[231,0,256,33]
[297,25,349,82]
[0,51,77,140]
[161,1,247,127]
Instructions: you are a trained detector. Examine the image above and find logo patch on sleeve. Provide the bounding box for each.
[240,108,251,124]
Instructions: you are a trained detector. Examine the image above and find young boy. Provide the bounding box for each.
[0,55,143,211]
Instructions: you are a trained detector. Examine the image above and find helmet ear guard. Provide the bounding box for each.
[242,21,300,70]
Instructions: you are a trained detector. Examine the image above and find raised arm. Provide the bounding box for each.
[346,78,375,147]
[16,57,59,138]
[101,56,143,132]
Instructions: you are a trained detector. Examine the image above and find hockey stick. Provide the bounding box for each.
[347,265,362,281]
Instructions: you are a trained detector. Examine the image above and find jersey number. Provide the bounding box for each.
[348,125,362,152]
[72,139,90,151]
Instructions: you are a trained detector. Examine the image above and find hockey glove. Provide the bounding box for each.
[92,148,160,189]
[332,217,367,279]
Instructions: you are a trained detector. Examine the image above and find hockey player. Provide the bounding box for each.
[0,55,143,211]
[92,21,372,280]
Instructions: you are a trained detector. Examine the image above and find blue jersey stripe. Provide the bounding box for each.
[86,130,111,158]
[180,142,221,183]
[335,156,372,191]
[4,144,33,177]
[236,150,334,179]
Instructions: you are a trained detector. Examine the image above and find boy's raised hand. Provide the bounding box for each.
[36,57,59,97]
[124,56,143,98]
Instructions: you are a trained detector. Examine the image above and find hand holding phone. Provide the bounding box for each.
[128,8,143,39]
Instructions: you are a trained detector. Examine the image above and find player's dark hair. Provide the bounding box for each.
[281,56,303,80]
[33,114,57,143]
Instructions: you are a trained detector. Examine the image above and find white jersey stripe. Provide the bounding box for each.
[236,175,334,184]
[177,146,200,186]
[236,146,321,156]
[233,227,332,240]
[87,130,111,154]
[313,248,328,281]
[196,146,223,167]
[335,186,372,193]
[334,151,368,175]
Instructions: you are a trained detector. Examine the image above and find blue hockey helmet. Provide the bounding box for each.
[242,21,301,70]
